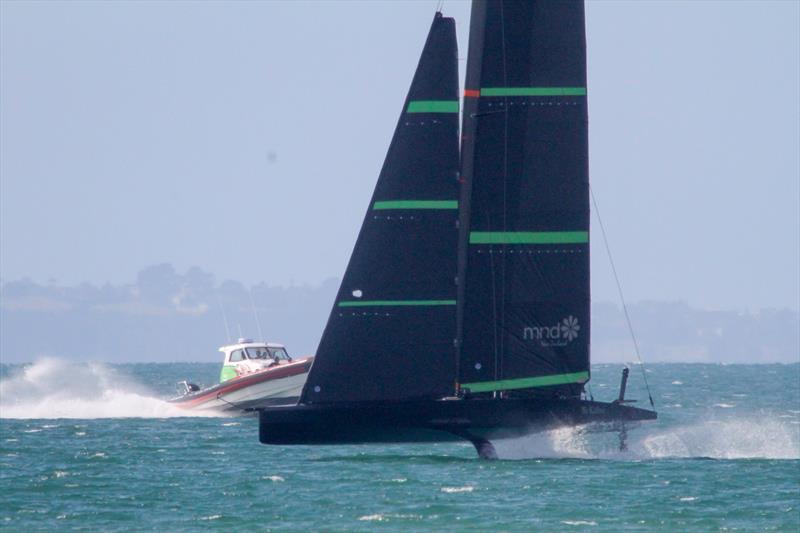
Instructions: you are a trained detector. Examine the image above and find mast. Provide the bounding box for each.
[455,0,488,394]
[456,0,591,398]
[301,13,461,404]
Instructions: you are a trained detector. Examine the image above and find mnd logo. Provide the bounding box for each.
[523,316,581,347]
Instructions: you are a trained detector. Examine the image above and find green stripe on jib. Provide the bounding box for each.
[338,300,456,308]
[469,231,588,244]
[373,200,458,210]
[462,371,589,393]
[406,100,459,113]
[480,87,586,97]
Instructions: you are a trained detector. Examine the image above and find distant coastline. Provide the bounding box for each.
[1,264,798,364]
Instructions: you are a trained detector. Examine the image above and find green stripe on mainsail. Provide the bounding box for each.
[373,200,458,210]
[462,371,590,393]
[406,100,459,113]
[469,231,588,244]
[480,87,587,97]
[338,300,456,308]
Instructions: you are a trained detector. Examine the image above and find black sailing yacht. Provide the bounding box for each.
[258,0,656,458]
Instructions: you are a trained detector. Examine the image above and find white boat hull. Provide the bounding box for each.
[170,357,313,412]
[194,371,308,411]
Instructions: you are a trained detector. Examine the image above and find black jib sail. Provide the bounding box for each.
[301,13,460,403]
[456,0,590,397]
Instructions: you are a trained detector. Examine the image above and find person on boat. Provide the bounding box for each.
[246,347,270,360]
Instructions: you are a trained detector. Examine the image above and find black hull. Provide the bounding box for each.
[258,398,656,448]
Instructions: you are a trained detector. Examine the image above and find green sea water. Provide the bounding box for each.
[1,362,798,531]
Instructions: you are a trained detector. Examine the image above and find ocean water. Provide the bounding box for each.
[1,361,798,531]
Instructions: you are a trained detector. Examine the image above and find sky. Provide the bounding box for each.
[1,0,798,312]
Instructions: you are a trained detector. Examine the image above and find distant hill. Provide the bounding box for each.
[1,264,797,363]
[592,301,798,364]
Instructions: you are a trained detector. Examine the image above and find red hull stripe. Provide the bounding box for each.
[464,89,480,97]
[175,358,313,408]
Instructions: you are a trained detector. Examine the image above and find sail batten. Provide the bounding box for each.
[462,370,589,394]
[406,100,460,113]
[479,87,587,97]
[338,300,457,308]
[373,200,458,210]
[470,231,588,245]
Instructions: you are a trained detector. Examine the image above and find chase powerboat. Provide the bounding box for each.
[170,339,313,412]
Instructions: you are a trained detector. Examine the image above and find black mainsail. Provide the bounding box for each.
[456,0,590,397]
[301,12,460,403]
[258,1,655,458]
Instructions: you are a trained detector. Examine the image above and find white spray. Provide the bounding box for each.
[0,358,226,419]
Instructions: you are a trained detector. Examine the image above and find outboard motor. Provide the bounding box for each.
[176,380,200,396]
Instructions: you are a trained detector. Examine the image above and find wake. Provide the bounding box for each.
[493,418,800,460]
[0,358,225,419]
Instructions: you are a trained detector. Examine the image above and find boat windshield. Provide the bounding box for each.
[245,347,271,359]
[269,348,291,361]
[244,347,291,361]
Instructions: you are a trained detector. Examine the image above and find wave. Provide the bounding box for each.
[0,358,225,419]
[636,418,799,459]
[494,418,800,460]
